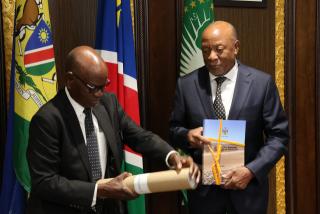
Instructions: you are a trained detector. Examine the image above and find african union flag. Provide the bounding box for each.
[0,0,57,213]
[180,0,214,76]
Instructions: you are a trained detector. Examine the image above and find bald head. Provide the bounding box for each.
[66,46,108,107]
[202,21,238,43]
[66,46,107,78]
[201,21,239,76]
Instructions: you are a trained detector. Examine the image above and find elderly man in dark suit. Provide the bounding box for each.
[27,46,200,214]
[170,21,288,214]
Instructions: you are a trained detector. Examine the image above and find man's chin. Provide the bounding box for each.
[92,100,99,106]
[208,68,226,76]
[85,100,99,108]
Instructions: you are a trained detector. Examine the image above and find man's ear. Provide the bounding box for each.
[234,40,240,55]
[65,71,73,89]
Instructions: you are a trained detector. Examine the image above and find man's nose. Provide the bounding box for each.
[208,50,218,61]
[93,89,104,97]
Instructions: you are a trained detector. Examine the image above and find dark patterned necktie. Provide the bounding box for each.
[213,77,227,119]
[84,108,102,181]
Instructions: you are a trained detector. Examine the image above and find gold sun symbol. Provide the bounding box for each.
[38,28,49,44]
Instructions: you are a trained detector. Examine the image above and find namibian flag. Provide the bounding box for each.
[24,19,55,76]
[95,0,145,213]
[0,1,57,213]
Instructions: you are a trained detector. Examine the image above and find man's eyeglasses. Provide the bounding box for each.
[71,72,110,93]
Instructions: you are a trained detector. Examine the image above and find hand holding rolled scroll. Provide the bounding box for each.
[167,153,201,184]
[97,172,138,200]
[97,168,198,199]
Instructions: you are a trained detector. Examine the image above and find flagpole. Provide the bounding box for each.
[0,0,8,179]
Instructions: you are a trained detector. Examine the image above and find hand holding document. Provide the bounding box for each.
[202,119,246,185]
[98,168,197,195]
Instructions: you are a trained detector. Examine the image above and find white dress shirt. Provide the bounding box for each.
[65,88,106,206]
[209,61,238,119]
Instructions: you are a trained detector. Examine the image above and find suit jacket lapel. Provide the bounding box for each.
[58,90,91,178]
[195,67,215,118]
[228,64,252,119]
[93,103,121,172]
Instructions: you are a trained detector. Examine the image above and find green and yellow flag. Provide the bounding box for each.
[13,0,57,192]
[180,0,214,76]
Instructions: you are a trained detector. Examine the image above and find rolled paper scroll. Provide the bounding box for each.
[98,168,197,194]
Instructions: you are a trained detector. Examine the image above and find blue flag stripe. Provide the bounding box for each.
[95,0,117,52]
[96,0,137,79]
[121,0,137,79]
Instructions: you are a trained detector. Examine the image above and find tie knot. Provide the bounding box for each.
[84,108,91,116]
[215,76,226,85]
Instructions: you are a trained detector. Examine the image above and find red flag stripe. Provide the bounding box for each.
[123,87,140,125]
[24,48,54,65]
[124,145,143,156]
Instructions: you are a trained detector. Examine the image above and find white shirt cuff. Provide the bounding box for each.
[91,183,98,207]
[165,150,178,168]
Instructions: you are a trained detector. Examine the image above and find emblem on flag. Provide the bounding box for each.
[24,19,55,76]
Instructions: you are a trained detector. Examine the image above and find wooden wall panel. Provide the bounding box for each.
[215,3,275,77]
[294,0,317,208]
[285,0,318,213]
[317,0,320,211]
[143,1,180,213]
[48,0,97,88]
[146,0,179,139]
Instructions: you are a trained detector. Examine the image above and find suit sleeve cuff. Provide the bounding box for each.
[245,162,264,184]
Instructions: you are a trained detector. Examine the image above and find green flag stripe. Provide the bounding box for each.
[124,162,145,214]
[124,162,143,174]
[13,113,31,192]
[26,61,55,76]
[127,195,146,214]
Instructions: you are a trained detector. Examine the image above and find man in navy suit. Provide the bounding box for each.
[170,21,288,214]
[27,46,200,214]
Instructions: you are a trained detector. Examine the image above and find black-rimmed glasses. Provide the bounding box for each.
[71,72,110,94]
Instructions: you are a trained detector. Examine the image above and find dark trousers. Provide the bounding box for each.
[188,185,238,214]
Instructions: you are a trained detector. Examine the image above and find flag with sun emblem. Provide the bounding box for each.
[180,0,214,76]
[24,19,55,76]
[13,0,57,192]
[0,1,57,212]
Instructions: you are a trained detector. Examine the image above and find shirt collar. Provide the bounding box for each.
[65,87,85,117]
[209,61,238,82]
